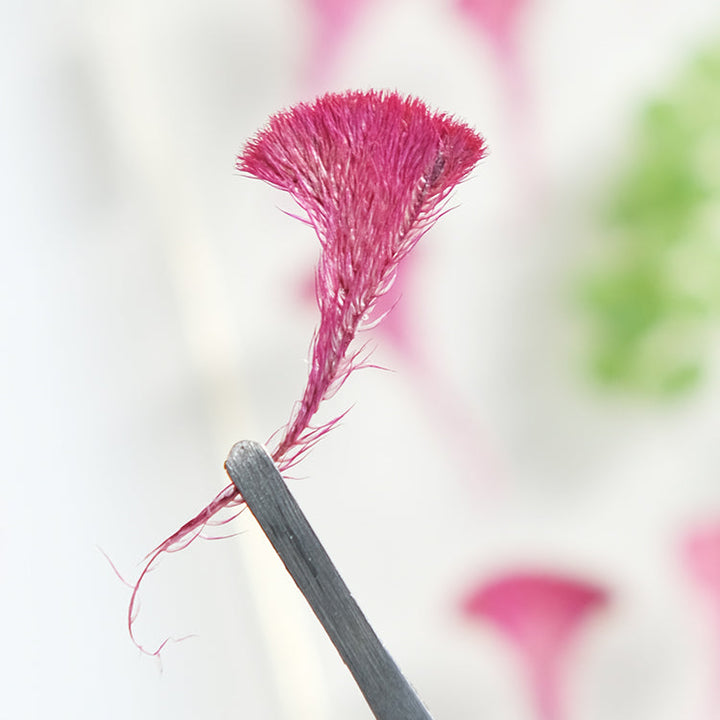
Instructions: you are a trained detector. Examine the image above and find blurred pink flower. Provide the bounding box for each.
[684,519,720,602]
[455,0,540,201]
[302,0,374,89]
[682,518,720,716]
[455,0,528,56]
[461,571,609,720]
[129,90,486,654]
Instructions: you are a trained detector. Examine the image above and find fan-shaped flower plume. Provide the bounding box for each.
[241,90,486,469]
[128,90,486,654]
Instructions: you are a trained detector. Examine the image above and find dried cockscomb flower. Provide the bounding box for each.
[241,89,486,469]
[129,90,486,653]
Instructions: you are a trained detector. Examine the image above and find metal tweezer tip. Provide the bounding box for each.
[225,440,435,720]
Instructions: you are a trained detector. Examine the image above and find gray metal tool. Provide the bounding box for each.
[225,440,435,720]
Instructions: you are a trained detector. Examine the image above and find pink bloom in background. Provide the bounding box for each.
[241,89,486,470]
[455,0,528,58]
[684,519,720,606]
[301,0,374,90]
[298,0,539,196]
[682,518,720,716]
[455,0,540,200]
[128,90,486,653]
[461,571,609,720]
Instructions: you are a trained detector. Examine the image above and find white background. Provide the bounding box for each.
[3,0,720,718]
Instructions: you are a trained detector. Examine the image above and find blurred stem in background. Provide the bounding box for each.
[80,3,331,717]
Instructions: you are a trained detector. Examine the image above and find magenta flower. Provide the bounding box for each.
[240,89,486,470]
[128,90,486,654]
[461,571,609,720]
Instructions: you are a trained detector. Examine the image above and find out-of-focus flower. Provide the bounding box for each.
[461,571,609,720]
[454,0,528,56]
[301,0,374,89]
[682,518,720,715]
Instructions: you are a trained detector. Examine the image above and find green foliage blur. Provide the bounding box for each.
[581,38,720,397]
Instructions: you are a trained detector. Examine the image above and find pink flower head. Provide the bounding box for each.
[239,90,486,469]
[461,571,609,720]
[127,90,485,655]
